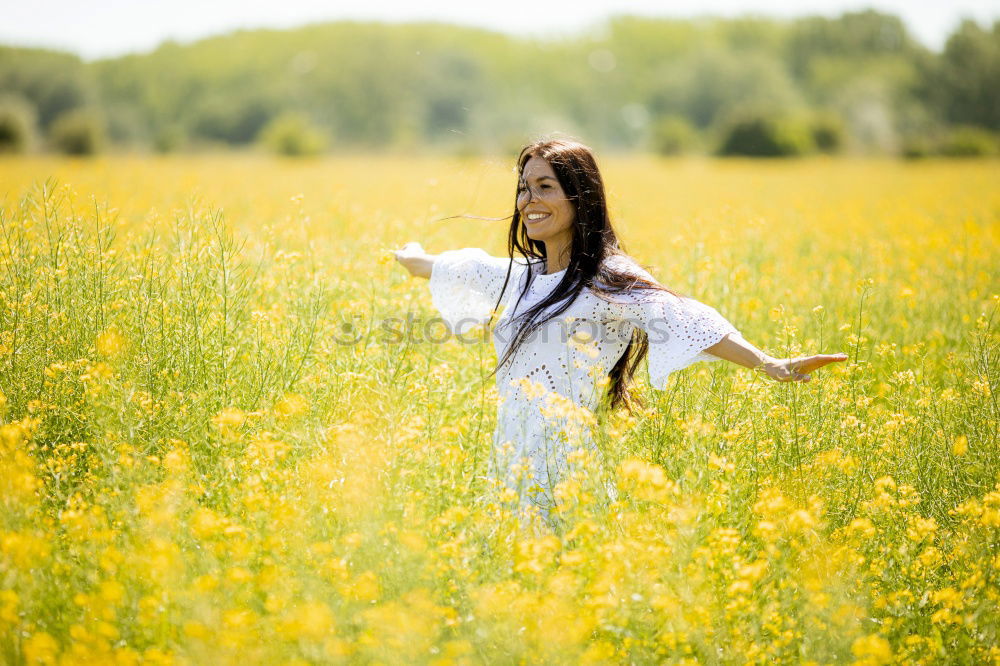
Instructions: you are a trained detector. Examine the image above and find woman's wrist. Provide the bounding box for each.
[706,335,776,372]
[755,353,778,375]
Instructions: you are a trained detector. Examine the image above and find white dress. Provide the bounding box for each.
[428,247,741,512]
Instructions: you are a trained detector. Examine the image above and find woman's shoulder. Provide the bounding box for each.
[601,252,657,282]
[589,252,679,307]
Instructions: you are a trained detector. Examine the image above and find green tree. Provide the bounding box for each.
[649,50,803,130]
[0,47,94,129]
[717,113,815,157]
[191,94,277,145]
[926,20,1000,130]
[787,10,914,80]
[650,115,698,155]
[0,95,38,153]
[49,108,104,155]
[258,112,329,156]
[2,13,995,154]
[810,113,845,153]
[940,126,998,156]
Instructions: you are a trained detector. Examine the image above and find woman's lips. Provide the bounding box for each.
[524,212,550,223]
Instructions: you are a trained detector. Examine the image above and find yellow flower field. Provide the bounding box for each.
[0,154,998,664]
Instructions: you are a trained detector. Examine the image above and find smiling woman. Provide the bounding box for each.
[393,138,847,519]
[517,157,576,272]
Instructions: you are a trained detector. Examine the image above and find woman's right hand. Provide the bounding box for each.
[392,242,434,279]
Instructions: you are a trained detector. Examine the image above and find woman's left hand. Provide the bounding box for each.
[761,353,848,382]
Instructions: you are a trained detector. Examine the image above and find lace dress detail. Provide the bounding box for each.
[428,248,740,512]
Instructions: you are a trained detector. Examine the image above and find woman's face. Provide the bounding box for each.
[517,155,576,247]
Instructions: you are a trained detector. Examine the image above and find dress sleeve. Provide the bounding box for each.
[624,291,740,389]
[428,248,524,335]
[602,257,739,389]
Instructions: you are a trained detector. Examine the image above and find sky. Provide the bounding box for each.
[1,0,998,60]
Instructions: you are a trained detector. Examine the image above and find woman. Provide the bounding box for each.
[394,138,846,516]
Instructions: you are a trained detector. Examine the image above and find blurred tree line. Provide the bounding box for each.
[1,11,997,156]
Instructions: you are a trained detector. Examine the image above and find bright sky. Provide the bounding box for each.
[2,0,998,59]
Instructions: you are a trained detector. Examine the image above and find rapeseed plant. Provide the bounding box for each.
[0,156,996,664]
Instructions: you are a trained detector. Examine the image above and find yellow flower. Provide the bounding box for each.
[96,327,127,357]
[788,509,818,532]
[278,601,335,641]
[514,535,561,576]
[851,634,892,665]
[183,621,211,640]
[708,453,734,473]
[273,393,309,419]
[398,531,427,553]
[346,571,380,602]
[247,435,291,461]
[212,407,247,430]
[23,631,59,665]
[192,574,219,593]
[906,516,938,543]
[0,589,19,624]
[226,567,253,585]
[952,435,968,457]
[222,608,257,629]
[618,458,678,503]
[162,441,190,473]
[190,507,226,540]
[80,361,114,382]
[95,621,119,640]
[98,580,125,604]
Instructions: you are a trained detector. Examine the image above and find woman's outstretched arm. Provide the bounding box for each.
[706,333,848,382]
[393,242,436,279]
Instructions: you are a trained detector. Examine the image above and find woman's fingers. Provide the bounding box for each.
[395,242,424,257]
[791,353,848,374]
[392,242,421,258]
[768,353,846,382]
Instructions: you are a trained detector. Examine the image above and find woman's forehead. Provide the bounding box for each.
[521,156,557,180]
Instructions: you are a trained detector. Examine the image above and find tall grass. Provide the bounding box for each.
[0,156,997,664]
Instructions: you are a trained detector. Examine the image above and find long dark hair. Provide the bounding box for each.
[485,138,676,414]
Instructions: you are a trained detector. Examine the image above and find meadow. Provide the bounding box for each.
[0,154,997,665]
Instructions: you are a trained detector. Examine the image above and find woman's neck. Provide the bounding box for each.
[542,261,567,275]
[542,237,572,274]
